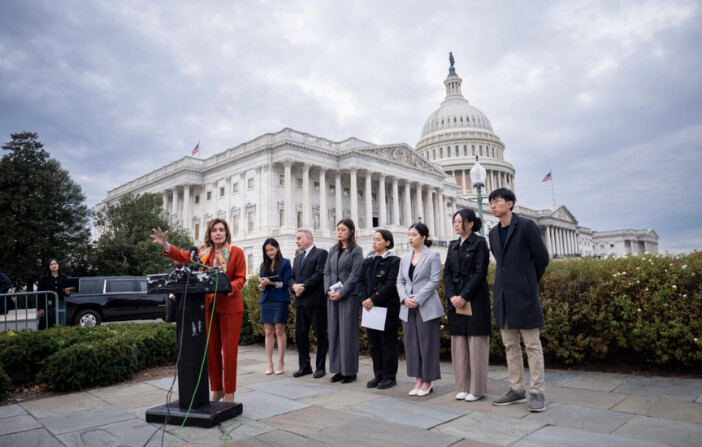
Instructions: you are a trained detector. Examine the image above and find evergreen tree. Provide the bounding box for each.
[0,132,91,289]
[93,193,192,276]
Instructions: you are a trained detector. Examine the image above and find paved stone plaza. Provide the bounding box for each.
[1,345,701,446]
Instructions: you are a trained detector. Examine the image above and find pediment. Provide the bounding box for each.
[549,205,578,225]
[355,144,446,176]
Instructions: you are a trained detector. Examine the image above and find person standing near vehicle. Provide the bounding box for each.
[488,188,550,412]
[37,258,73,329]
[0,267,11,314]
[151,218,246,403]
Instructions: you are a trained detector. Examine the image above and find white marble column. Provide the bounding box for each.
[378,173,387,227]
[162,191,169,213]
[545,226,552,258]
[239,172,247,234]
[415,183,424,224]
[403,182,412,227]
[172,187,180,224]
[283,159,294,230]
[335,172,343,224]
[426,189,436,236]
[350,167,358,224]
[391,176,400,226]
[302,163,310,229]
[261,165,270,233]
[438,190,446,238]
[183,185,191,230]
[319,168,328,233]
[365,171,373,229]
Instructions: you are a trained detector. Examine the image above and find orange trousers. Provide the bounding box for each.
[206,310,243,394]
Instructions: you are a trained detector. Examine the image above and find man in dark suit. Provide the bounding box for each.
[488,188,549,412]
[289,229,329,378]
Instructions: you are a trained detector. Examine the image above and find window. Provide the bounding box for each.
[471,145,475,156]
[343,187,349,197]
[463,145,467,156]
[372,192,377,202]
[219,187,225,197]
[358,190,364,199]
[296,178,303,188]
[297,211,302,228]
[232,217,239,234]
[453,117,456,123]
[232,183,239,193]
[206,191,212,201]
[440,148,443,158]
[247,211,255,231]
[194,223,200,240]
[105,280,136,293]
[248,178,254,189]
[479,145,483,156]
[314,181,320,192]
[247,254,254,274]
[279,209,284,226]
[279,174,285,186]
[194,195,200,205]
[432,149,436,159]
[314,213,320,230]
[329,184,335,194]
[447,147,451,158]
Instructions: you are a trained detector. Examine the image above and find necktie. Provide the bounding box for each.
[300,250,307,268]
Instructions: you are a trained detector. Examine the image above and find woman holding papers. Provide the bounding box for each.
[360,230,401,390]
[443,209,491,402]
[324,218,364,384]
[258,238,292,375]
[396,222,444,396]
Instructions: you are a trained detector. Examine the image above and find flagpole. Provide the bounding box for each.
[197,140,200,159]
[550,169,556,206]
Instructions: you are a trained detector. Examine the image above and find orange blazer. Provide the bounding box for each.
[165,244,246,314]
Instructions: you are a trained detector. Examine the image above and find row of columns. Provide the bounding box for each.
[282,161,454,238]
[544,225,579,258]
[450,169,514,194]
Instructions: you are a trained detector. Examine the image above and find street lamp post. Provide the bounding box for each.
[470,156,487,237]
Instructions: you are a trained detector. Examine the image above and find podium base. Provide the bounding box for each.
[145,400,243,428]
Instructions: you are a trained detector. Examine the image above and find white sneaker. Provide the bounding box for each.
[465,393,483,402]
[455,392,468,400]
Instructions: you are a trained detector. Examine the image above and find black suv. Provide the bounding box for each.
[66,276,168,327]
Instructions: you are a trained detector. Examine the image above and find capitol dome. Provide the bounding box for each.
[416,55,515,198]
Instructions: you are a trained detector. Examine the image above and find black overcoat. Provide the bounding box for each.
[443,232,491,336]
[360,254,401,329]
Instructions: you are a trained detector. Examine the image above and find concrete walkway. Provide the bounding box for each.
[1,345,701,446]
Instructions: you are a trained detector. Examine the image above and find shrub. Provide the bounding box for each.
[0,362,11,399]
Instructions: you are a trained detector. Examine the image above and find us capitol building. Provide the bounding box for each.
[97,57,658,272]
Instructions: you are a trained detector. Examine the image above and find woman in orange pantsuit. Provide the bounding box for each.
[151,218,246,403]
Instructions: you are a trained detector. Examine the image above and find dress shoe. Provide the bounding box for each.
[465,393,483,402]
[455,392,468,400]
[377,379,397,390]
[366,377,381,388]
[330,373,343,383]
[275,370,284,375]
[313,369,326,379]
[417,385,433,396]
[408,388,419,396]
[340,374,357,384]
[293,368,312,378]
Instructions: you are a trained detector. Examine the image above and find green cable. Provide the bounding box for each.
[165,266,220,447]
[218,417,243,447]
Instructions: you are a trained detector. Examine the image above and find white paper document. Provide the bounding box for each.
[329,281,343,293]
[361,306,387,331]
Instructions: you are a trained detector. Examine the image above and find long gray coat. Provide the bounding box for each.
[324,244,364,375]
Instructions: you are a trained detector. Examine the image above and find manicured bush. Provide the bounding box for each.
[0,362,11,399]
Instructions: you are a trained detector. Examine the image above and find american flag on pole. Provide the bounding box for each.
[542,171,552,182]
[191,142,200,156]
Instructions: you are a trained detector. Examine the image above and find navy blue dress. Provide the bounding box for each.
[259,258,292,324]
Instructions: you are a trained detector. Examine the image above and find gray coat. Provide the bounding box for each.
[396,247,444,323]
[323,245,364,300]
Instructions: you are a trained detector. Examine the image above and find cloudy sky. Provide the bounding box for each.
[1,0,700,252]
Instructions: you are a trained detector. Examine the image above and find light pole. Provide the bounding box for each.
[470,156,487,237]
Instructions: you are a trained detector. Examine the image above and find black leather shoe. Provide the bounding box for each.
[330,373,343,383]
[341,374,357,384]
[377,379,397,389]
[366,377,381,388]
[313,369,326,379]
[293,368,312,378]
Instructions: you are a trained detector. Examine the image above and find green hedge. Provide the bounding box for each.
[0,362,11,399]
[0,323,177,393]
[242,253,702,370]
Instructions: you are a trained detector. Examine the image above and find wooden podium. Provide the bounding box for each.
[145,268,243,428]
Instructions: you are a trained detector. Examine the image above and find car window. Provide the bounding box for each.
[106,280,136,293]
[79,278,102,294]
[137,280,147,292]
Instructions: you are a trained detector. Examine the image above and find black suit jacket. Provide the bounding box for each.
[289,246,328,308]
[443,232,491,336]
[488,213,549,329]
[360,254,401,329]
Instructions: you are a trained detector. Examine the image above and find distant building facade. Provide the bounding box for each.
[96,58,657,269]
[593,229,659,257]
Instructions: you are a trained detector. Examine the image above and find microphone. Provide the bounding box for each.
[189,246,200,263]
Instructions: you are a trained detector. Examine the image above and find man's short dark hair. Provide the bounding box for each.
[488,188,516,211]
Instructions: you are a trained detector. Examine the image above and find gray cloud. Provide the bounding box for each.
[1,0,700,252]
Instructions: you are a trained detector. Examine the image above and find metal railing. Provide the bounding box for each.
[0,291,60,332]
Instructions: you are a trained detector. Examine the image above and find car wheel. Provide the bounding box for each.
[75,309,101,327]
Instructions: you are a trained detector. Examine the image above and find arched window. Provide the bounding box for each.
[447,147,451,158]
[455,146,459,156]
[471,145,475,156]
[453,117,457,123]
[479,145,483,156]
[440,147,443,158]
[432,149,436,159]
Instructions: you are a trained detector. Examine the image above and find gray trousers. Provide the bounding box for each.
[327,295,360,376]
[403,308,441,381]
